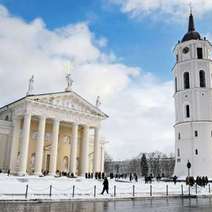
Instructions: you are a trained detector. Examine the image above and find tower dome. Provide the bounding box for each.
[181,13,201,42]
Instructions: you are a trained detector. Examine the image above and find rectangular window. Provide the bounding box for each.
[199,70,206,88]
[178,133,181,140]
[175,78,177,92]
[186,105,190,118]
[177,159,181,163]
[195,131,198,137]
[195,149,198,155]
[177,148,180,157]
[197,48,203,59]
[184,72,190,89]
[176,54,179,62]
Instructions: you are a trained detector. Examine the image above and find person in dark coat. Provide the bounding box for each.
[205,176,209,185]
[173,175,177,184]
[102,172,105,179]
[101,177,109,194]
[98,172,101,179]
[110,173,114,179]
[134,173,138,182]
[129,173,133,181]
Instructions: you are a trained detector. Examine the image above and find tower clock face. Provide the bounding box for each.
[183,47,189,54]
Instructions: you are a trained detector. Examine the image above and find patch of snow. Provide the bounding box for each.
[0,174,211,201]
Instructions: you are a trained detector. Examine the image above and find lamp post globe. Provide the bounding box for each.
[187,160,191,177]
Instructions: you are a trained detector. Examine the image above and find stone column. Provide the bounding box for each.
[69,123,78,175]
[34,116,46,175]
[101,144,105,173]
[9,117,21,174]
[49,119,60,175]
[80,125,89,176]
[18,113,31,176]
[93,127,100,173]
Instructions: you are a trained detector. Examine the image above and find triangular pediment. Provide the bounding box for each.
[27,91,108,118]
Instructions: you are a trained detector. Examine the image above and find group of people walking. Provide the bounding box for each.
[108,172,138,182]
[186,176,209,187]
[85,172,105,179]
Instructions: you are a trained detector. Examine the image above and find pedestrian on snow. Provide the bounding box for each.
[101,177,109,194]
[102,172,105,179]
[129,173,133,182]
[7,169,10,176]
[173,175,177,184]
[134,173,138,182]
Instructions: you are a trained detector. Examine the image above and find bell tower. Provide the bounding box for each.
[173,12,212,177]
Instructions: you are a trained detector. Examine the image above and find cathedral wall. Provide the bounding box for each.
[175,89,212,123]
[57,125,72,172]
[175,122,212,177]
[0,134,11,171]
[24,119,96,174]
[174,60,211,91]
[175,40,211,63]
[0,120,12,171]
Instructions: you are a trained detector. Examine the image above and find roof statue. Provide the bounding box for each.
[26,75,34,96]
[96,96,101,108]
[64,61,76,92]
[65,73,74,92]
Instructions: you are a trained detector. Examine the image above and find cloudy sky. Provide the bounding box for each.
[0,0,212,160]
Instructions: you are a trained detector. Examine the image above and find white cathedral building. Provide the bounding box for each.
[174,12,212,177]
[0,75,108,176]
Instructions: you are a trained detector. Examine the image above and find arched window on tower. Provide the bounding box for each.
[184,72,190,89]
[199,70,206,88]
[197,48,203,59]
[185,105,190,118]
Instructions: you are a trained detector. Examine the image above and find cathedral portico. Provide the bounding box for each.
[0,89,108,176]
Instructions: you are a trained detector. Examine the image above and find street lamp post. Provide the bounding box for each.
[187,160,191,177]
[187,160,191,197]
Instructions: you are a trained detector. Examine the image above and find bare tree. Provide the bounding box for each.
[104,151,113,173]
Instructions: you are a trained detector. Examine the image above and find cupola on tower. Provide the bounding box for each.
[173,12,212,177]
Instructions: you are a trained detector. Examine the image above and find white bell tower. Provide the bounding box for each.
[173,12,212,177]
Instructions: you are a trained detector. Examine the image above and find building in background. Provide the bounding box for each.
[105,152,175,177]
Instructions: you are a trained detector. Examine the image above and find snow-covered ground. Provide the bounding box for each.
[0,174,211,201]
